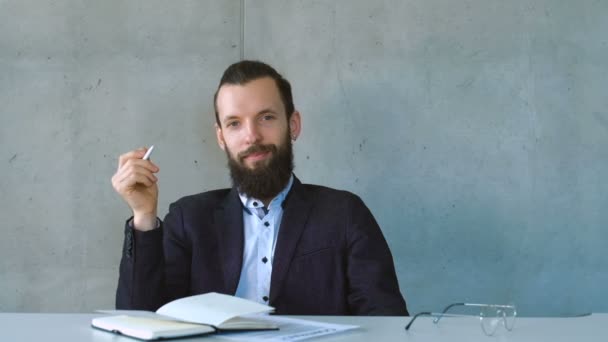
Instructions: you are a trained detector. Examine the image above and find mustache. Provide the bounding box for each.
[237,144,277,161]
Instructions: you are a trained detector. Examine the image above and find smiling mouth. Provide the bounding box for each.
[238,144,276,166]
[243,151,270,163]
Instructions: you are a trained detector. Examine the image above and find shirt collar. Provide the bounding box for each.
[238,174,294,211]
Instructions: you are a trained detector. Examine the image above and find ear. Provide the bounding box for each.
[289,111,302,141]
[215,123,226,151]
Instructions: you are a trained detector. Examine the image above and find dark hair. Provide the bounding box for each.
[213,60,295,126]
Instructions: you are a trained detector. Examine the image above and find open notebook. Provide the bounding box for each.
[91,292,278,340]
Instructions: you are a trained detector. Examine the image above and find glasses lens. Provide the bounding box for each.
[503,305,516,331]
[480,306,500,336]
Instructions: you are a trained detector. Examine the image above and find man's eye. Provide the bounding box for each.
[262,115,275,121]
[226,121,239,128]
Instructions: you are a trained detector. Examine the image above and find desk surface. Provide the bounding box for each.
[1,313,606,341]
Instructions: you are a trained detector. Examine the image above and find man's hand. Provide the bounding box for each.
[111,147,160,231]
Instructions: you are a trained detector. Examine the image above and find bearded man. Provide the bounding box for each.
[112,60,408,315]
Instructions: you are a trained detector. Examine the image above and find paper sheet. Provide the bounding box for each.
[215,316,358,342]
[157,292,274,326]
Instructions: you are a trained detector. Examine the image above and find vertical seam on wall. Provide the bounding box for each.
[240,0,245,59]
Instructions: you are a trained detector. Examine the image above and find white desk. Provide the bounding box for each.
[0,313,606,341]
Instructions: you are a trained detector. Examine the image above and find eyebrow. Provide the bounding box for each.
[257,108,278,115]
[222,108,279,124]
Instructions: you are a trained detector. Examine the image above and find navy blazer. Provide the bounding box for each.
[116,177,408,315]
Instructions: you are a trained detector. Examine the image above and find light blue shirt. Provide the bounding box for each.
[234,175,294,304]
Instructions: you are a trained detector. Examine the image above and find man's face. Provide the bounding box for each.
[215,77,301,199]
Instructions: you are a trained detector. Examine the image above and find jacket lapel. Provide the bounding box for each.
[214,187,245,295]
[269,178,313,302]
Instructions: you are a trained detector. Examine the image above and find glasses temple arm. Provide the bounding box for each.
[405,312,432,331]
[433,302,466,323]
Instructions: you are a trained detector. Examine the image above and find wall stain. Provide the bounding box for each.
[85,78,103,92]
[593,112,607,131]
[9,154,17,163]
[457,78,475,89]
[467,50,482,59]
[359,138,367,152]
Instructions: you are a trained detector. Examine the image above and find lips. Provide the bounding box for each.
[244,151,270,162]
[239,145,274,163]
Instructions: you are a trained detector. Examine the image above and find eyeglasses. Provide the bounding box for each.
[405,302,517,336]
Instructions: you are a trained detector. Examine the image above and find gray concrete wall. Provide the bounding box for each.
[1,0,606,316]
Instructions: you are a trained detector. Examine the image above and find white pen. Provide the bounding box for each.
[142,145,155,160]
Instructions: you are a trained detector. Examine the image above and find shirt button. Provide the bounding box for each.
[262,257,268,263]
[263,296,269,302]
[253,201,258,207]
[264,222,270,227]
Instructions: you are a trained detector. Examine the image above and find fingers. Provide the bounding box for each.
[116,161,159,185]
[113,171,156,191]
[126,158,159,173]
[118,147,158,169]
[118,164,157,183]
[118,148,146,168]
[112,157,160,194]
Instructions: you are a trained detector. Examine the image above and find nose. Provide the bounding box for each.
[243,120,262,145]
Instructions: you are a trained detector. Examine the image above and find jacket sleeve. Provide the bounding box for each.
[345,195,409,316]
[115,202,192,310]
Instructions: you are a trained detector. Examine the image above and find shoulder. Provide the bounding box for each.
[299,183,367,209]
[170,188,232,212]
[295,183,381,236]
[301,183,355,198]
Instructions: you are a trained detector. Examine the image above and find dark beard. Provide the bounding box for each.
[226,134,294,200]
